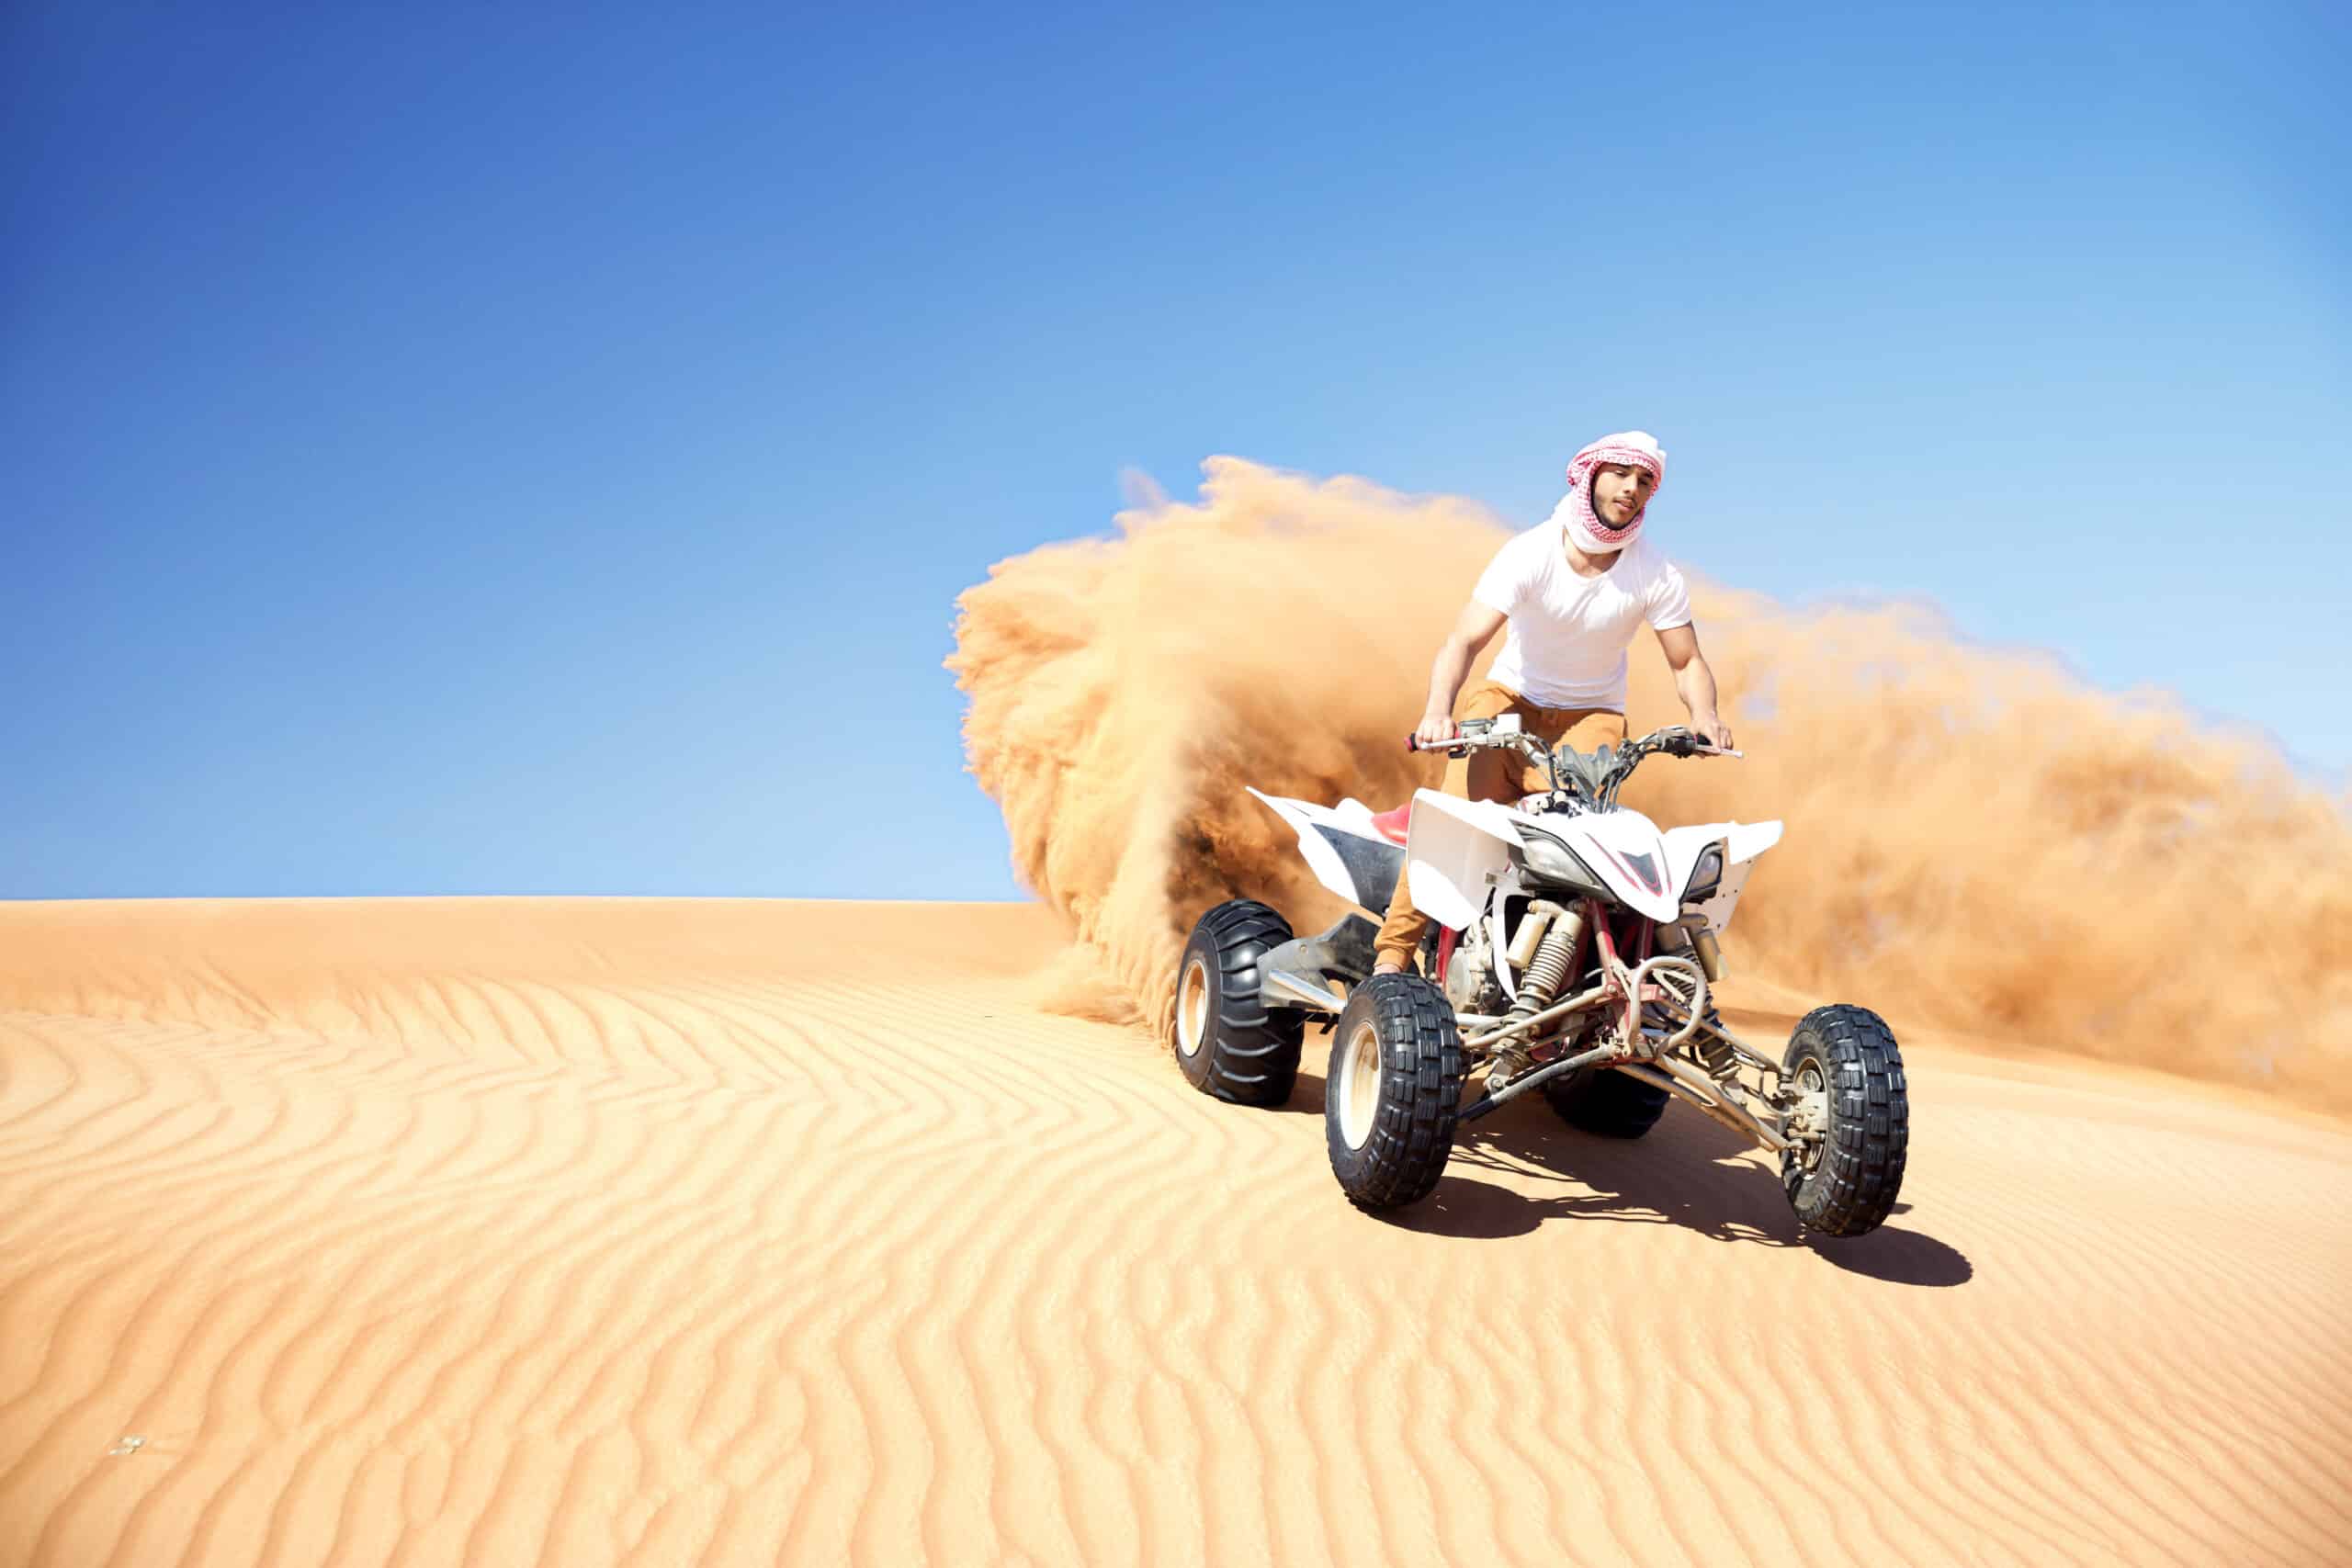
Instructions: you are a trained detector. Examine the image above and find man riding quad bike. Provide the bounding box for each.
[1168,432,1908,1235]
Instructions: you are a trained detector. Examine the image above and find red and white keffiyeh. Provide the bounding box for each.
[1557,430,1668,554]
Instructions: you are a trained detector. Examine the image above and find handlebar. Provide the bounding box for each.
[1406,729,1543,755]
[1405,730,1489,753]
[1408,724,1736,757]
[1404,721,1740,806]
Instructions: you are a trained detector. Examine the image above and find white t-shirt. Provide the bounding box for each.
[1472,524,1692,711]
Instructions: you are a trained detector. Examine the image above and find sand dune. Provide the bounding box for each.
[3,897,2348,1566]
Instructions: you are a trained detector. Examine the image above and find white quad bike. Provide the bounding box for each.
[1170,718,1907,1236]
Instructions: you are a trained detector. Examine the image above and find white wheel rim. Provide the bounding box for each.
[1177,958,1209,1059]
[1338,1021,1383,1150]
[1794,1057,1827,1174]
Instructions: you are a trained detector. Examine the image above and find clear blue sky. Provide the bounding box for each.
[5,2,2346,898]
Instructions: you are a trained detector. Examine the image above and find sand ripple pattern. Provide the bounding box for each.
[3,898,2348,1566]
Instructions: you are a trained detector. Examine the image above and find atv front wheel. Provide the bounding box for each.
[1172,899,1306,1107]
[1542,1064,1671,1139]
[1780,1005,1908,1237]
[1325,973,1465,1210]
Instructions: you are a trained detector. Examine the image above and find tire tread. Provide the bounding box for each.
[1781,1004,1909,1237]
[1326,974,1465,1210]
[1180,900,1306,1106]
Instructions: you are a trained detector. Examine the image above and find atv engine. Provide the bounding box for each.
[1443,919,1505,1018]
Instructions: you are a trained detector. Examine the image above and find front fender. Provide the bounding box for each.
[1404,790,1520,931]
[1689,818,1781,933]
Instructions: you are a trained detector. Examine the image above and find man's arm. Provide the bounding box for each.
[1416,600,1508,746]
[1655,624,1733,749]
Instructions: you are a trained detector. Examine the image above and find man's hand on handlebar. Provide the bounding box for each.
[1646,725,1742,760]
[1411,713,1459,750]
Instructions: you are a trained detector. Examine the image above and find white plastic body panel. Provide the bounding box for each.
[1246,788,1395,908]
[1539,807,1679,923]
[1684,819,1781,934]
[1403,788,1521,931]
[1486,899,1519,1000]
[1251,777,1786,947]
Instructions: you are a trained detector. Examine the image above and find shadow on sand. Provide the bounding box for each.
[1284,1064,1970,1286]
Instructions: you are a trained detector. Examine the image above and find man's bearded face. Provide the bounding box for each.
[1590,463,1657,528]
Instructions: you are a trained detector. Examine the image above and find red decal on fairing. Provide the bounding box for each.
[1599,845,1665,895]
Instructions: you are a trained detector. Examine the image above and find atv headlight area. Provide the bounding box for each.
[1682,844,1725,905]
[1516,826,1605,896]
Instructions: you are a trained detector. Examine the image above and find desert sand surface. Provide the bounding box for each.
[3,897,2348,1567]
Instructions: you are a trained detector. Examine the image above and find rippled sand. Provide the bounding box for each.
[4,897,2346,1565]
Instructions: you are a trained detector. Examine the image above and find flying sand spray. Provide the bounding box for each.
[948,457,2352,1111]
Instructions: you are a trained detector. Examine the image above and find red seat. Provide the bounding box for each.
[1369,804,1412,845]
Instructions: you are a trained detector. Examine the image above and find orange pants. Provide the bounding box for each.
[1371,682,1628,970]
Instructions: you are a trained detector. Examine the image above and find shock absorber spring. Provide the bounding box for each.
[1696,1015,1736,1073]
[1506,907,1587,1023]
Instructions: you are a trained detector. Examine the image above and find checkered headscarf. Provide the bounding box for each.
[1560,430,1667,554]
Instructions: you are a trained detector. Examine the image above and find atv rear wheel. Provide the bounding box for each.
[1324,973,1465,1210]
[1779,1005,1908,1237]
[1542,1063,1671,1139]
[1172,899,1306,1107]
